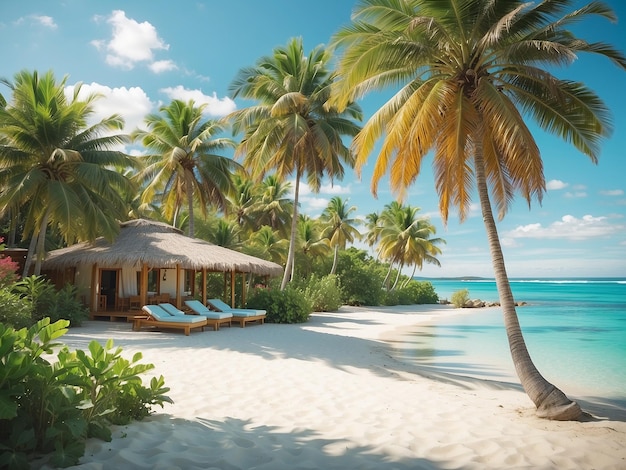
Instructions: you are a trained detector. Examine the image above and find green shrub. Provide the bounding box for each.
[247,286,312,323]
[380,289,400,306]
[47,284,89,326]
[398,280,439,304]
[0,288,33,329]
[334,249,386,306]
[451,289,470,308]
[302,274,343,312]
[0,318,171,468]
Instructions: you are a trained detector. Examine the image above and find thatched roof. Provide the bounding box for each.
[43,219,283,276]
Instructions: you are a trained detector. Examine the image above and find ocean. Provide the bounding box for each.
[393,278,626,401]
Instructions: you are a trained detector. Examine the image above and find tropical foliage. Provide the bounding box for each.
[132,99,239,237]
[228,37,363,289]
[330,0,626,420]
[0,70,136,276]
[0,318,170,468]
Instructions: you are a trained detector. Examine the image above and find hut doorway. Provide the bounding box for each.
[99,269,118,311]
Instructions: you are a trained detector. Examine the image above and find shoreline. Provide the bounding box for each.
[42,304,626,469]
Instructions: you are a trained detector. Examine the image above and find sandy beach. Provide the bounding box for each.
[44,304,626,470]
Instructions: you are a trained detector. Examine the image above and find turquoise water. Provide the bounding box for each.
[396,278,626,400]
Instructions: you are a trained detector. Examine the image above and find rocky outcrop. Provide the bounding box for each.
[439,299,527,308]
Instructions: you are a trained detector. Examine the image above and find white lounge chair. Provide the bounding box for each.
[206,298,266,328]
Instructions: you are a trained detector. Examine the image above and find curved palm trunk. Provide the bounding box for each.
[474,146,581,421]
[185,170,195,238]
[281,171,300,290]
[330,244,339,275]
[391,262,403,290]
[22,226,39,278]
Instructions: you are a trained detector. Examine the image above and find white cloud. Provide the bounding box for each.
[298,182,352,197]
[546,179,568,190]
[504,214,623,241]
[160,86,236,117]
[149,60,177,73]
[600,189,624,196]
[65,82,154,134]
[32,15,57,29]
[92,10,170,71]
[564,191,587,198]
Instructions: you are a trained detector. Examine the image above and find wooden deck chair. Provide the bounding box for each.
[133,304,207,336]
[206,298,266,328]
[161,302,232,331]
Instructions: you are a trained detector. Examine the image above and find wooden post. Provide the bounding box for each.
[140,264,148,307]
[176,264,182,308]
[202,268,207,305]
[91,263,98,312]
[230,270,236,307]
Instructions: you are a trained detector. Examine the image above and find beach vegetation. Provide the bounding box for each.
[228,37,363,290]
[247,284,312,323]
[319,197,361,276]
[0,318,171,469]
[297,274,343,312]
[375,202,444,290]
[330,0,626,420]
[131,99,240,238]
[451,289,471,309]
[0,70,137,277]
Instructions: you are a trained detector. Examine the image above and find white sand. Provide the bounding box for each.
[46,305,626,470]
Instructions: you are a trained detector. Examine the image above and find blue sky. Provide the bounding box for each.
[2,1,625,279]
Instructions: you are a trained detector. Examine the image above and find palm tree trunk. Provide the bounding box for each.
[402,264,417,289]
[185,170,195,238]
[330,245,339,275]
[473,142,581,421]
[382,262,394,290]
[33,209,51,276]
[391,262,403,290]
[281,171,300,290]
[22,226,39,277]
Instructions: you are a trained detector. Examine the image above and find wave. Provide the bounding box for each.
[454,278,626,285]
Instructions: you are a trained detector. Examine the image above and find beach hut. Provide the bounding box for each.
[42,219,283,315]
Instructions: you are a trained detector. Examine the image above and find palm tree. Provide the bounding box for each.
[132,99,240,238]
[246,225,289,266]
[0,70,136,276]
[331,0,626,420]
[251,175,293,236]
[320,196,361,275]
[295,214,330,278]
[229,37,362,289]
[377,202,443,290]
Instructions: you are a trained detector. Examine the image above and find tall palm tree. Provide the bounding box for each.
[331,0,626,420]
[320,196,361,275]
[132,99,240,238]
[377,202,443,290]
[0,70,136,276]
[229,37,362,289]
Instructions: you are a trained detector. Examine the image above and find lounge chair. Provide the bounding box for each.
[133,304,207,336]
[183,300,233,330]
[206,298,266,328]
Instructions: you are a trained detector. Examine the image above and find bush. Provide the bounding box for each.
[334,248,386,306]
[451,289,470,308]
[0,288,33,329]
[247,286,312,323]
[11,276,88,327]
[398,280,439,304]
[301,274,343,312]
[0,318,171,468]
[47,284,89,326]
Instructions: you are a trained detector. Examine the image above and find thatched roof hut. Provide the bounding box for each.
[42,219,283,312]
[44,219,283,275]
